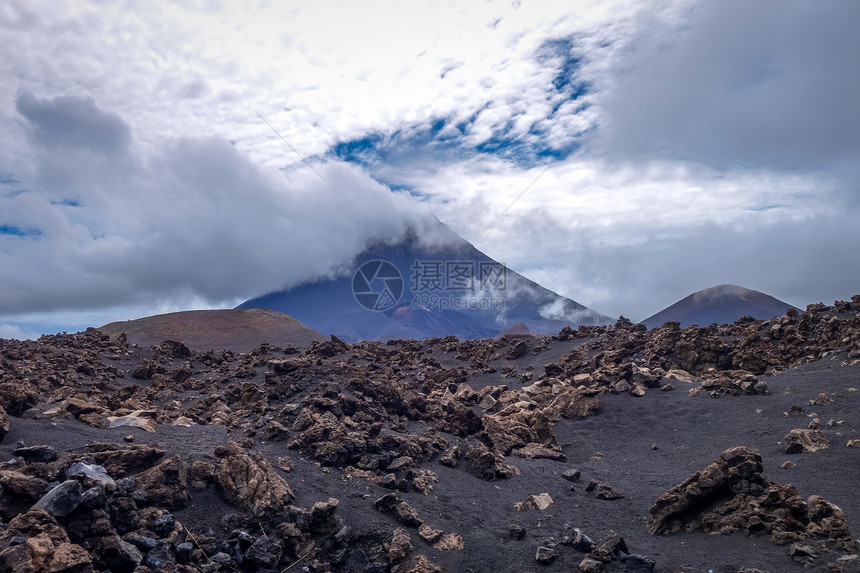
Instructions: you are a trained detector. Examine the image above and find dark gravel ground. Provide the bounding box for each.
[2,340,858,573]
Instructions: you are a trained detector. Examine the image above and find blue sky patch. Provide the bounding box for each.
[0,225,43,238]
[327,36,591,173]
[0,174,20,186]
[51,198,80,207]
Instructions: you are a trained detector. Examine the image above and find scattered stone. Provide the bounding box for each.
[106,410,158,433]
[784,428,831,453]
[562,468,581,482]
[144,541,175,569]
[79,443,166,477]
[389,527,413,563]
[567,528,595,552]
[535,545,556,564]
[432,533,464,551]
[418,523,443,544]
[515,493,554,511]
[781,461,797,470]
[277,456,293,471]
[847,439,860,448]
[13,444,57,463]
[393,501,423,526]
[508,524,526,540]
[594,483,624,501]
[579,556,604,572]
[624,554,656,572]
[245,535,283,569]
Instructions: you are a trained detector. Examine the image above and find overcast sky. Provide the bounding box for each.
[2,0,858,339]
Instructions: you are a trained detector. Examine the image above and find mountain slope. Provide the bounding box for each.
[641,284,799,329]
[99,308,326,351]
[238,223,610,342]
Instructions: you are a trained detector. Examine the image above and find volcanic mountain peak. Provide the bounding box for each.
[238,221,610,341]
[641,284,799,329]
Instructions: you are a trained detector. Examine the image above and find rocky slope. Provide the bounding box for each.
[0,295,859,572]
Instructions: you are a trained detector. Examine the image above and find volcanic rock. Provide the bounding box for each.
[432,533,464,551]
[216,441,295,519]
[0,404,9,442]
[515,493,554,511]
[0,510,90,573]
[535,545,556,564]
[14,444,58,463]
[79,443,166,477]
[134,455,189,509]
[784,428,831,453]
[31,480,83,518]
[0,470,49,500]
[245,535,283,569]
[646,446,858,552]
[389,527,413,563]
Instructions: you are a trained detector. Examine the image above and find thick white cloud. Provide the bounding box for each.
[1,92,435,322]
[1,0,858,336]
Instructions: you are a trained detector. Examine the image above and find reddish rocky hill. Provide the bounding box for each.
[98,308,326,351]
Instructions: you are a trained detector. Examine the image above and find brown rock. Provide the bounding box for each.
[646,446,858,551]
[391,554,443,573]
[0,470,49,499]
[0,404,9,442]
[392,501,422,526]
[544,387,601,420]
[466,444,519,481]
[418,523,443,544]
[594,483,624,501]
[781,461,797,470]
[388,527,413,563]
[79,443,166,477]
[511,443,567,461]
[216,441,295,518]
[0,382,40,416]
[515,493,554,511]
[0,510,84,573]
[432,533,464,551]
[61,398,102,417]
[784,429,831,454]
[439,446,461,468]
[135,455,189,509]
[47,541,93,573]
[579,556,604,572]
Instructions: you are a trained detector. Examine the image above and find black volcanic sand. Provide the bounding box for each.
[1,308,860,573]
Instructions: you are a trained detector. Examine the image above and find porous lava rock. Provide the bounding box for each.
[647,446,858,554]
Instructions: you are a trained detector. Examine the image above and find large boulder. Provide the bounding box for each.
[135,455,189,509]
[646,446,858,552]
[216,441,295,519]
[784,429,831,454]
[0,510,93,573]
[79,443,166,477]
